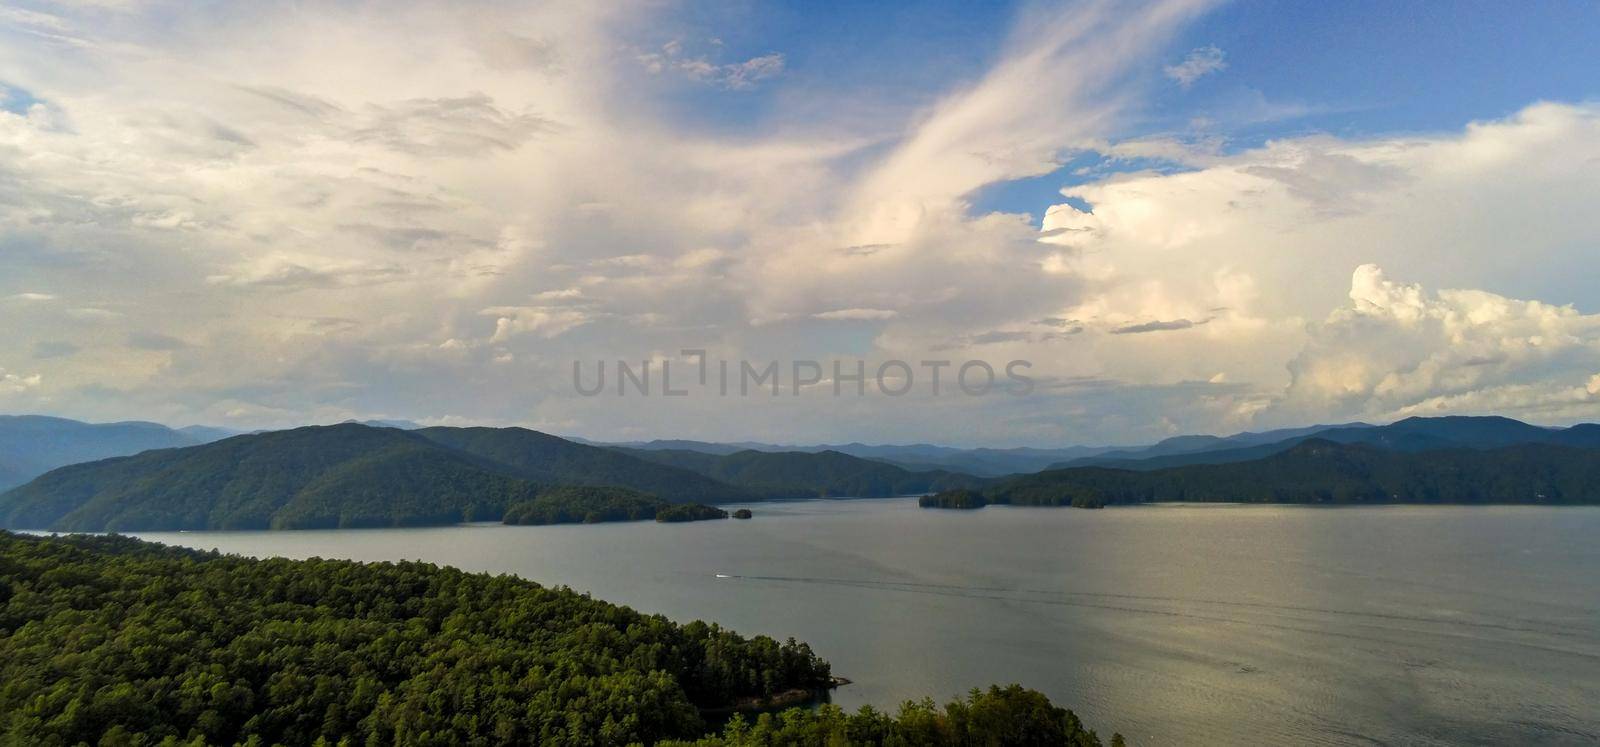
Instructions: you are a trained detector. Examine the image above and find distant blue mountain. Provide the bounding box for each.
[995,437,1600,506]
[599,439,1122,477]
[617,447,986,498]
[1051,416,1600,471]
[0,415,202,490]
[177,425,244,443]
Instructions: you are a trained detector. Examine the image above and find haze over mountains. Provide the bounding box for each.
[0,415,232,492]
[617,447,985,499]
[1050,416,1600,471]
[595,439,1121,477]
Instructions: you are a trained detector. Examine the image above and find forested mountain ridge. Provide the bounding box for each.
[0,425,544,531]
[996,439,1600,505]
[618,447,987,498]
[0,424,758,532]
[417,426,757,503]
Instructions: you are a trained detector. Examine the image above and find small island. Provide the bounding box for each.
[918,489,989,509]
[919,488,1105,510]
[655,503,730,522]
[502,486,728,525]
[732,508,753,519]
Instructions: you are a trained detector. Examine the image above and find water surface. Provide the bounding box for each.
[139,500,1600,746]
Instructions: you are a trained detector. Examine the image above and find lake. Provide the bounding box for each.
[137,500,1600,746]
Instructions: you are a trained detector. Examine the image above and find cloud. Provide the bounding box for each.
[32,341,80,359]
[1164,45,1226,88]
[128,331,189,351]
[482,306,593,341]
[531,288,585,302]
[638,42,785,90]
[7,292,56,302]
[1013,101,1600,435]
[353,94,555,156]
[1035,317,1082,329]
[1111,318,1206,334]
[813,308,899,321]
[0,368,42,393]
[65,308,122,321]
[3,2,1599,444]
[847,0,1217,245]
[719,53,786,90]
[1275,265,1600,422]
[205,256,410,289]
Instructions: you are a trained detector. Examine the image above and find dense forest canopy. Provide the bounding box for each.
[668,685,1118,747]
[502,486,665,524]
[501,487,727,525]
[0,531,828,745]
[655,504,731,522]
[0,531,1117,746]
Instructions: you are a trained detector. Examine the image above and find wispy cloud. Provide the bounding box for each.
[638,41,786,90]
[1164,45,1226,88]
[5,1,1599,444]
[1111,318,1207,334]
[813,308,898,321]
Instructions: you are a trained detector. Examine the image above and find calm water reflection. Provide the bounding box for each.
[139,500,1600,746]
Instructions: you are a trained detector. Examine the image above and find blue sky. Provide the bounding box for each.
[994,1,1600,215]
[2,0,1600,444]
[625,2,1600,223]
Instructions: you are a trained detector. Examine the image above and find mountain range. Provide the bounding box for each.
[989,437,1600,505]
[1,423,991,531]
[1050,416,1600,471]
[0,424,758,531]
[4,413,1600,531]
[595,438,1118,476]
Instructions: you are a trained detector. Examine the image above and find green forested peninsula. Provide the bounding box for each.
[992,439,1600,505]
[0,532,1116,746]
[501,487,726,525]
[0,531,826,745]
